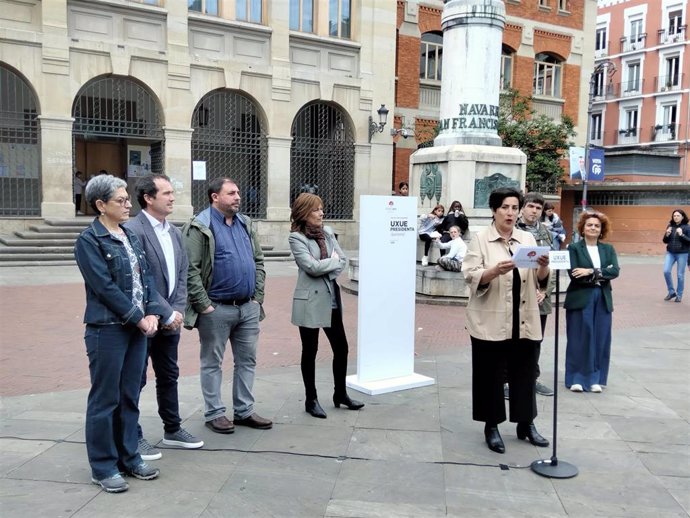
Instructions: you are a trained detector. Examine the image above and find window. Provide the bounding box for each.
[558,0,568,11]
[669,9,683,34]
[329,0,351,39]
[595,27,607,53]
[663,103,678,127]
[630,18,643,42]
[533,53,562,98]
[593,70,605,97]
[188,0,218,15]
[625,62,640,92]
[420,32,443,81]
[665,55,680,86]
[591,113,602,140]
[290,0,313,32]
[501,48,513,90]
[538,0,549,7]
[237,0,262,23]
[625,108,638,133]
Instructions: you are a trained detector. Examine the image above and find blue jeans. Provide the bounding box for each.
[196,301,260,421]
[84,324,146,479]
[137,332,182,438]
[664,252,688,297]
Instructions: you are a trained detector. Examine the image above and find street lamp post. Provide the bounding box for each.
[582,60,616,211]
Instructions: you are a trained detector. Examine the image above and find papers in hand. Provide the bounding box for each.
[512,245,550,268]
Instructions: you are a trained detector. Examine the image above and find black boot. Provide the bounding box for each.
[333,393,364,410]
[305,399,327,418]
[516,422,549,447]
[484,424,505,454]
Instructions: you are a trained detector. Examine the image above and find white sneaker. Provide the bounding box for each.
[421,256,429,266]
[570,384,583,392]
[590,384,602,393]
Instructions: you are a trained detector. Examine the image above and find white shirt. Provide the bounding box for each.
[586,245,601,268]
[436,237,468,261]
[141,209,176,298]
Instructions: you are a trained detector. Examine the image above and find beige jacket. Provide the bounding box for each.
[462,223,549,341]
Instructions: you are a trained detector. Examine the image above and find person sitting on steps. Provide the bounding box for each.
[418,204,444,266]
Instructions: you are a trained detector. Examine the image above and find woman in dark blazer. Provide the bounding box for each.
[564,211,620,393]
[289,193,364,418]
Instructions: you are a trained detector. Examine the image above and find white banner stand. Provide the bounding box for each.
[346,195,435,395]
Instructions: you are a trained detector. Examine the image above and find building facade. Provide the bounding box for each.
[563,0,690,254]
[393,0,597,196]
[0,0,397,249]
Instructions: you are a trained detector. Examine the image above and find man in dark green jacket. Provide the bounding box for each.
[182,178,271,435]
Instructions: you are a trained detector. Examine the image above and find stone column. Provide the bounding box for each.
[39,115,74,218]
[163,127,194,219]
[265,136,292,221]
[435,0,506,147]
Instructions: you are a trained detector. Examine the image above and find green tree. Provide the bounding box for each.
[498,89,576,187]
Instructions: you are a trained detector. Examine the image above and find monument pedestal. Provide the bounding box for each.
[410,144,526,218]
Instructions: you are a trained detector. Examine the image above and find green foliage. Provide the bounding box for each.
[498,89,576,185]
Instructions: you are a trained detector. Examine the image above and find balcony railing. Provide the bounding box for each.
[656,73,683,92]
[592,83,614,101]
[419,83,441,109]
[617,127,639,145]
[594,43,609,59]
[532,98,563,120]
[658,27,686,45]
[652,123,680,142]
[616,78,644,97]
[619,35,646,53]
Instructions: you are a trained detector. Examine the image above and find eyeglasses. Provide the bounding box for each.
[110,197,131,206]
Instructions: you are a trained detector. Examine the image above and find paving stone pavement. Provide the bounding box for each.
[1,256,689,517]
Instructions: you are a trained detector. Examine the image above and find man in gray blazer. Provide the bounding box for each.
[125,174,203,460]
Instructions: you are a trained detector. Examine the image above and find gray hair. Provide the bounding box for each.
[85,174,127,212]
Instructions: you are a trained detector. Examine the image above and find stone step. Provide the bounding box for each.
[0,260,78,267]
[29,224,87,233]
[0,236,76,247]
[0,245,74,254]
[0,252,75,262]
[15,231,82,240]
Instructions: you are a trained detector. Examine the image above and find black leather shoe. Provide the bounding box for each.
[664,293,676,301]
[516,422,549,447]
[484,424,505,454]
[333,394,365,410]
[305,399,327,418]
[675,296,682,303]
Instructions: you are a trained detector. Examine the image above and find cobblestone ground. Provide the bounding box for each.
[0,257,682,397]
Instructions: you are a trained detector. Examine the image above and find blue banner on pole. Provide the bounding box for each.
[589,148,605,181]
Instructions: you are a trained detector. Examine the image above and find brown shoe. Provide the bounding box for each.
[205,416,235,434]
[234,413,273,430]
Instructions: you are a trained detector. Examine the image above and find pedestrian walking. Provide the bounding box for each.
[662,209,690,303]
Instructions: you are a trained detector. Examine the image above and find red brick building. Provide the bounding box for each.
[394,1,689,254]
[560,0,690,255]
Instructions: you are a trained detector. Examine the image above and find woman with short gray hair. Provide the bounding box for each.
[75,174,171,493]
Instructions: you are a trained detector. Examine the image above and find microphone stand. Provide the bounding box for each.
[531,269,578,478]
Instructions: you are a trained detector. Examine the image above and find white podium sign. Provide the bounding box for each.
[346,195,435,395]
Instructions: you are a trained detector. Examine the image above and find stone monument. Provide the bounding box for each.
[410,0,526,224]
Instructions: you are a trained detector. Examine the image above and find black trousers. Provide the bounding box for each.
[137,332,182,436]
[419,234,434,255]
[472,336,538,425]
[298,309,349,401]
[536,313,548,379]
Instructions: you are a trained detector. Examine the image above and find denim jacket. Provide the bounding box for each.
[74,218,171,326]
